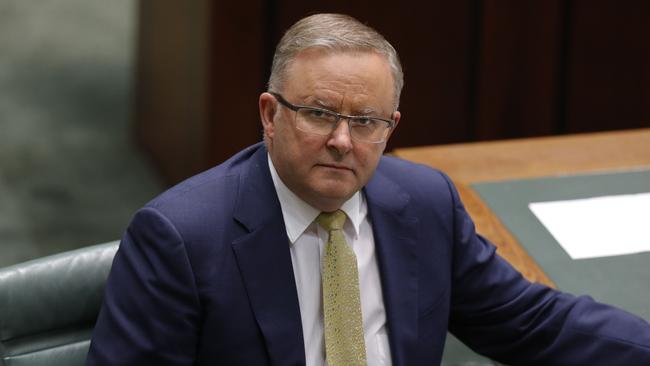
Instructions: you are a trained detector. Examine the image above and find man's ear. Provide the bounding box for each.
[385,110,401,140]
[259,92,277,141]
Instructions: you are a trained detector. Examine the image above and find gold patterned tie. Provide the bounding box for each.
[316,210,367,366]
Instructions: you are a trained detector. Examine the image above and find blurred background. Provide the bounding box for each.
[0,0,161,266]
[1,0,649,266]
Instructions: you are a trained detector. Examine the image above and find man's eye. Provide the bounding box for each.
[356,118,372,126]
[306,109,337,122]
[353,117,377,127]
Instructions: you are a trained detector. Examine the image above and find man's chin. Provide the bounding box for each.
[315,185,357,203]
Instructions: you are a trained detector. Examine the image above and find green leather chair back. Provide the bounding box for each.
[0,241,119,366]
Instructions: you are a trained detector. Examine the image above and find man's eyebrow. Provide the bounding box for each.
[311,98,337,110]
[309,98,380,116]
[356,107,379,116]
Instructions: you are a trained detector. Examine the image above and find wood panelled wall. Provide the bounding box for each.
[136,0,650,184]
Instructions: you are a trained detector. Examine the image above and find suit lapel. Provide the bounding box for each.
[231,146,305,366]
[365,168,419,366]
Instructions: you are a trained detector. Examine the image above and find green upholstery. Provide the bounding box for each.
[0,241,119,366]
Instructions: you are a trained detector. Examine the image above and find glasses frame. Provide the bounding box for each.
[270,92,396,144]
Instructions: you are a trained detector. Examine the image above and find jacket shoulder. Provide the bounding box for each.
[138,143,266,238]
[376,155,456,197]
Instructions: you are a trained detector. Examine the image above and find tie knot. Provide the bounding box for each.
[316,210,346,231]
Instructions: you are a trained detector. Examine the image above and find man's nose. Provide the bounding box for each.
[326,119,353,154]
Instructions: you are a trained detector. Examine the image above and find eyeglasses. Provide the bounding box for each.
[270,92,396,143]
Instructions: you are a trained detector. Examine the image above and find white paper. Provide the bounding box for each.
[528,193,650,259]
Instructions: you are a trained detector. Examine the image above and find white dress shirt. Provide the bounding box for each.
[268,155,392,366]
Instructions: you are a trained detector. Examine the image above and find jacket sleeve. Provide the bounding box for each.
[442,173,650,365]
[86,207,201,365]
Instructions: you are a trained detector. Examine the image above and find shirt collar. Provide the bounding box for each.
[268,154,363,244]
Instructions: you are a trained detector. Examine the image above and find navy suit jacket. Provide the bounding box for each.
[87,143,650,365]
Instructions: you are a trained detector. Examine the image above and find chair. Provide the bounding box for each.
[0,241,119,366]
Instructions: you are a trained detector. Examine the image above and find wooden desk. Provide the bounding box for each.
[392,128,650,287]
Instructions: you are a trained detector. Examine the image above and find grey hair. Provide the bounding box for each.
[268,13,404,110]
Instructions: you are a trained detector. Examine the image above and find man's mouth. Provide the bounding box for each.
[317,163,353,172]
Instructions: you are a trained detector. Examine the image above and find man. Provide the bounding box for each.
[87,13,650,365]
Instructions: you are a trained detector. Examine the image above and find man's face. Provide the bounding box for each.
[259,49,401,212]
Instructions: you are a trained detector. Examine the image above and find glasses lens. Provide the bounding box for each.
[295,108,338,135]
[349,118,390,143]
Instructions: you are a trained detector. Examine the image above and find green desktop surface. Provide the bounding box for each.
[471,169,650,322]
